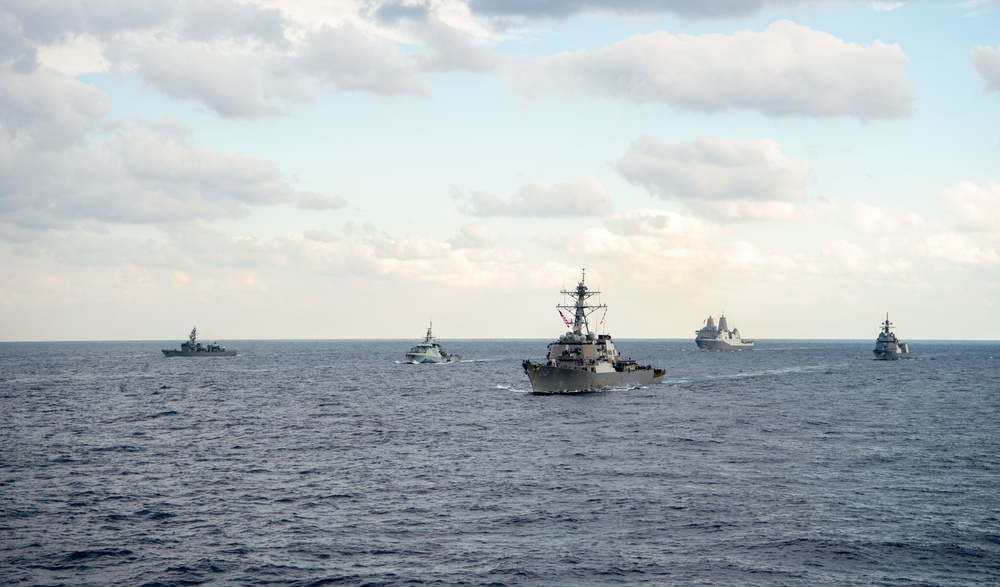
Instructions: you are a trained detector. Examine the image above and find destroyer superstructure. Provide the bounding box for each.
[695,314,754,350]
[162,327,236,357]
[405,322,460,364]
[873,314,910,360]
[522,269,665,393]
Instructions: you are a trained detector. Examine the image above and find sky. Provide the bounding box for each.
[1,0,999,342]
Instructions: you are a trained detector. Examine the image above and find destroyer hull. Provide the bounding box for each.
[405,354,458,364]
[873,349,909,360]
[695,338,754,351]
[162,350,237,357]
[524,364,664,394]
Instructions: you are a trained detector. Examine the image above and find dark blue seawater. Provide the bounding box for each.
[1,339,998,586]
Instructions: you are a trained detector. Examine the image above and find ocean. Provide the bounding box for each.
[1,339,998,586]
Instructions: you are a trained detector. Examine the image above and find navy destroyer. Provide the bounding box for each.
[873,314,910,360]
[162,327,236,357]
[405,322,460,364]
[522,270,665,393]
[695,314,754,350]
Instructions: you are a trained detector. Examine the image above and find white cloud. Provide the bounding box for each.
[36,34,108,75]
[970,45,1000,93]
[851,202,928,235]
[106,38,301,118]
[456,175,613,217]
[0,119,296,229]
[297,191,348,211]
[513,20,915,120]
[468,0,804,19]
[614,135,810,215]
[939,181,1000,232]
[870,1,905,11]
[296,22,428,97]
[822,239,868,271]
[925,233,999,265]
[448,223,502,248]
[696,201,809,222]
[178,0,289,45]
[0,68,110,148]
[603,209,702,237]
[6,2,431,120]
[408,17,501,73]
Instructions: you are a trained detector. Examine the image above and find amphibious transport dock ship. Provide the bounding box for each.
[873,314,910,360]
[162,327,236,357]
[405,322,460,364]
[695,314,754,350]
[522,270,665,393]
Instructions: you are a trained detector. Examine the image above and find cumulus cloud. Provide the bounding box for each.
[615,134,810,215]
[106,39,301,118]
[468,0,804,19]
[0,13,39,72]
[851,203,928,235]
[297,192,348,211]
[367,0,434,24]
[603,209,702,237]
[513,20,915,120]
[0,119,296,229]
[3,1,168,43]
[3,1,434,120]
[448,223,502,248]
[822,239,868,271]
[408,18,501,73]
[925,233,999,264]
[0,68,110,149]
[939,181,1000,232]
[847,200,999,268]
[970,45,1000,93]
[296,22,428,96]
[456,175,613,217]
[178,0,289,45]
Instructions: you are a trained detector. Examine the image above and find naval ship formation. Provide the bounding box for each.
[695,314,754,351]
[522,270,665,394]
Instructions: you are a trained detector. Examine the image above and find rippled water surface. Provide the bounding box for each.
[2,339,999,586]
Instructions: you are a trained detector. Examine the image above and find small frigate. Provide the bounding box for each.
[873,314,910,360]
[695,314,754,350]
[162,327,236,357]
[405,322,460,364]
[522,269,665,393]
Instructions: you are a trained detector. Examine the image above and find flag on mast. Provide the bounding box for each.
[558,310,571,328]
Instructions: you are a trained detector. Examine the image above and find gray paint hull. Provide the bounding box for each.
[695,338,754,351]
[162,350,237,357]
[525,364,663,394]
[873,349,909,360]
[405,354,458,364]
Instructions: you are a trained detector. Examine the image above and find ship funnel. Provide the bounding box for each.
[718,315,729,332]
[706,316,716,330]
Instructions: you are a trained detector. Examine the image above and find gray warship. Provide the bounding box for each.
[405,322,460,364]
[695,314,754,350]
[162,327,237,357]
[522,269,665,393]
[873,314,910,360]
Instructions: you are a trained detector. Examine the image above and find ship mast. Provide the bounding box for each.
[557,269,606,336]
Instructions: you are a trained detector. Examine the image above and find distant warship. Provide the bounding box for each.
[873,314,910,360]
[695,314,754,351]
[162,327,236,357]
[405,322,460,364]
[522,269,665,393]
